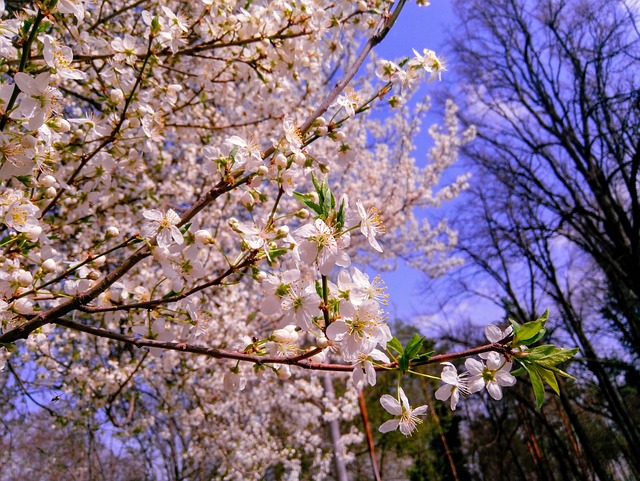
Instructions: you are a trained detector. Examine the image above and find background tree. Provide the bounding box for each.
[441,0,640,478]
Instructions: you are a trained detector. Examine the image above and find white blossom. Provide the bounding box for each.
[465,351,517,400]
[141,209,184,248]
[379,387,428,436]
[434,362,469,410]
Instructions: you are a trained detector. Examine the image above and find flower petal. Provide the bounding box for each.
[485,324,504,343]
[465,357,484,375]
[487,382,503,400]
[380,394,402,415]
[412,405,429,416]
[379,419,399,433]
[435,384,452,402]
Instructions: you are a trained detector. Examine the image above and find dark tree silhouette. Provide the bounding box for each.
[443,0,640,478]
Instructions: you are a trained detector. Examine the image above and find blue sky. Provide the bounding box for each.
[369,1,461,322]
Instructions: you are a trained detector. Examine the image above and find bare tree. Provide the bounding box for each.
[442,0,640,477]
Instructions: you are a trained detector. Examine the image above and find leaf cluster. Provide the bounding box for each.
[509,311,579,409]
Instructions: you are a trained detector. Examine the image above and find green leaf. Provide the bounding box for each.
[311,173,322,194]
[162,289,184,299]
[535,347,579,368]
[513,309,548,345]
[524,363,546,410]
[537,366,560,395]
[543,365,577,381]
[0,342,17,353]
[387,337,403,355]
[414,351,434,362]
[293,192,323,216]
[526,344,557,360]
[404,334,425,359]
[15,175,33,187]
[520,329,546,346]
[267,248,289,260]
[335,199,345,230]
[398,355,410,372]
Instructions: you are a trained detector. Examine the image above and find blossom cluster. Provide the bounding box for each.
[0,0,506,476]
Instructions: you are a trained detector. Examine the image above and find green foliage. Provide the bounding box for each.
[509,309,548,346]
[388,334,433,373]
[293,174,347,229]
[508,311,579,409]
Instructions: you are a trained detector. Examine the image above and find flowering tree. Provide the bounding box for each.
[0,0,577,478]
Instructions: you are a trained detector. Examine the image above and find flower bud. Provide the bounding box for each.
[25,225,42,241]
[194,229,214,245]
[44,186,57,198]
[293,152,306,166]
[334,131,347,142]
[92,256,106,267]
[256,165,269,176]
[153,246,170,261]
[241,191,254,206]
[274,153,287,168]
[315,116,327,127]
[17,270,33,287]
[315,126,328,136]
[106,226,120,237]
[277,365,291,380]
[311,351,326,363]
[109,88,125,104]
[276,225,289,237]
[52,118,71,133]
[40,175,57,188]
[273,328,292,343]
[316,336,329,349]
[12,298,34,314]
[42,258,57,272]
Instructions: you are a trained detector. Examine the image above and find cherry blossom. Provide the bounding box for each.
[295,219,351,276]
[379,387,429,436]
[351,349,390,388]
[356,200,385,252]
[13,72,61,130]
[0,0,492,475]
[434,362,469,410]
[141,209,184,248]
[465,351,517,400]
[326,299,391,360]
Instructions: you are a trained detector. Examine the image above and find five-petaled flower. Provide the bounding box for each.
[435,362,469,410]
[465,351,517,400]
[142,209,184,248]
[379,387,428,436]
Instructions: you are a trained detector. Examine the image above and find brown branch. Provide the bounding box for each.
[358,389,382,481]
[48,316,507,374]
[77,255,256,313]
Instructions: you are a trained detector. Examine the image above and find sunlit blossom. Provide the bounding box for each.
[465,351,517,400]
[142,209,184,248]
[379,387,428,436]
